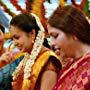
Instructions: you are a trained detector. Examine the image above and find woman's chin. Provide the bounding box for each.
[18,48,24,52]
[55,49,65,58]
[55,49,60,56]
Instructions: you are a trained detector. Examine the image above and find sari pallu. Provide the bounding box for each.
[53,53,90,90]
[12,50,62,90]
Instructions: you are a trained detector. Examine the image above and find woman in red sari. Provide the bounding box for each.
[47,5,90,89]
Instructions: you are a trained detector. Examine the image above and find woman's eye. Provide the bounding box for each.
[11,38,13,40]
[14,36,19,39]
[15,37,19,39]
[54,34,58,38]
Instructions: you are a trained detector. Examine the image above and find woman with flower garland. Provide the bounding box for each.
[10,13,62,90]
[47,5,90,89]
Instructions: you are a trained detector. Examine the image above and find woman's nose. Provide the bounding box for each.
[51,40,57,51]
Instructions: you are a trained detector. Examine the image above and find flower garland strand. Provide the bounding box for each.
[59,0,67,7]
[25,0,30,12]
[10,0,31,13]
[71,0,86,9]
[0,0,16,17]
[24,13,45,79]
[10,0,24,12]
[31,0,47,31]
[12,53,30,80]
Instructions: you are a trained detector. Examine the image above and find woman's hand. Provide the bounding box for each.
[41,70,57,90]
[0,50,19,68]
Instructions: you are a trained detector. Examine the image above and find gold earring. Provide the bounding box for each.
[32,40,34,43]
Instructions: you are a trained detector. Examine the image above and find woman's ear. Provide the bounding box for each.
[29,29,36,40]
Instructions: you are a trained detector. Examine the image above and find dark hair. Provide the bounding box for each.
[48,5,90,44]
[0,24,5,33]
[10,13,40,35]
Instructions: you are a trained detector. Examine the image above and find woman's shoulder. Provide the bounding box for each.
[34,49,62,74]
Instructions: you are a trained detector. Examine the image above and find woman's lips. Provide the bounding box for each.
[52,47,61,51]
[51,47,61,55]
[17,46,22,50]
[54,48,61,55]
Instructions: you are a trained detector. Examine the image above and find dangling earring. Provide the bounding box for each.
[72,35,78,41]
[32,40,34,44]
[31,36,34,44]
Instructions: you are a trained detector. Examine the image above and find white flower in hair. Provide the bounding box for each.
[86,16,90,24]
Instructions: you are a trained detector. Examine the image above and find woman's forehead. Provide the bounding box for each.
[10,26,22,33]
[48,25,61,33]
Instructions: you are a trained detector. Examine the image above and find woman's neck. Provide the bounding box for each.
[75,43,90,59]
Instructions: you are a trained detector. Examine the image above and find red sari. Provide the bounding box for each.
[53,53,90,90]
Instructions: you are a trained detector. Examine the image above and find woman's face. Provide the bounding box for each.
[47,25,73,57]
[10,26,34,53]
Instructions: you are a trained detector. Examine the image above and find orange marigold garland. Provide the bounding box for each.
[31,0,47,31]
[10,0,24,12]
[27,0,34,11]
[10,0,31,13]
[0,0,16,17]
[59,0,67,7]
[71,0,85,10]
[25,0,30,12]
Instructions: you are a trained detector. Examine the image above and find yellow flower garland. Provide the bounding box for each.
[59,0,67,7]
[31,0,47,31]
[0,0,16,17]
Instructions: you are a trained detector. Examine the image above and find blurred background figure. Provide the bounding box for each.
[0,12,24,90]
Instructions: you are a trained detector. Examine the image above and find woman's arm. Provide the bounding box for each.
[40,60,58,90]
[41,70,57,90]
[0,50,21,68]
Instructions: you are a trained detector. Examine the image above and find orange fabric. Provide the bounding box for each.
[12,50,60,90]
